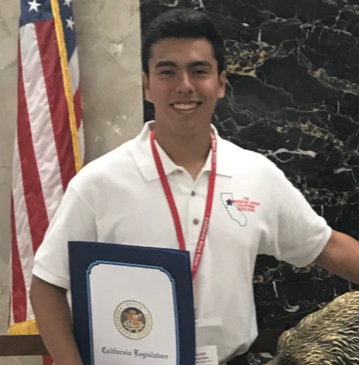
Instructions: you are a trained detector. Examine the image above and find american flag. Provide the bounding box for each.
[10,0,84,340]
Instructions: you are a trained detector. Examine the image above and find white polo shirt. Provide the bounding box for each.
[33,121,331,362]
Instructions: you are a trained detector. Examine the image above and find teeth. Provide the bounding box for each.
[173,103,198,110]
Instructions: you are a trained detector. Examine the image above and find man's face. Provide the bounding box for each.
[143,38,226,135]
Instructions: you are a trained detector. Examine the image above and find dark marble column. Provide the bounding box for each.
[140,0,359,363]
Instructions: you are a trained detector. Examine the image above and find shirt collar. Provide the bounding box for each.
[131,121,232,182]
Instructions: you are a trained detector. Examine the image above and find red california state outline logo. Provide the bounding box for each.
[221,193,260,226]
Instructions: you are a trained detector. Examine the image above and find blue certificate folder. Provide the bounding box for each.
[68,241,196,365]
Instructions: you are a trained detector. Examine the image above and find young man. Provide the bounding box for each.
[31,9,359,365]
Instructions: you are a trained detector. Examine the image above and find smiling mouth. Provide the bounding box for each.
[171,102,202,111]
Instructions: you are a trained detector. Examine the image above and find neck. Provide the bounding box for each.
[153,122,212,179]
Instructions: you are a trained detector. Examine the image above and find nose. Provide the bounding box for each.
[175,72,194,94]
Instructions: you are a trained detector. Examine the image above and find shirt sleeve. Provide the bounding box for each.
[33,183,97,289]
[258,165,332,267]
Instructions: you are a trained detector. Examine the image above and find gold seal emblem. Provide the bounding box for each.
[114,300,153,339]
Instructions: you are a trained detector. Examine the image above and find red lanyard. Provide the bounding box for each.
[150,130,217,279]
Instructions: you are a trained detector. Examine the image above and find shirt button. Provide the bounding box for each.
[191,191,196,197]
[193,219,200,225]
[177,169,183,173]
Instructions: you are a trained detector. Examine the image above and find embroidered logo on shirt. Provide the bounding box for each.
[221,193,260,226]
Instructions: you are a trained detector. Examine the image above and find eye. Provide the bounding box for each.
[160,69,175,76]
[193,69,208,75]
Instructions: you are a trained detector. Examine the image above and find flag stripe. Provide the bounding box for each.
[9,271,14,326]
[21,23,65,223]
[35,20,77,191]
[43,356,53,365]
[78,122,85,162]
[74,88,82,129]
[10,196,27,323]
[12,139,35,320]
[17,35,49,253]
[69,47,80,93]
[71,50,84,161]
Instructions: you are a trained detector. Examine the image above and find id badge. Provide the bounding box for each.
[196,346,219,365]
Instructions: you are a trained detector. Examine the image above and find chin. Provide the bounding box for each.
[156,112,210,134]
[175,121,209,136]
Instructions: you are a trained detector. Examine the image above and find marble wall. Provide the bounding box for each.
[140,0,359,363]
[0,0,143,364]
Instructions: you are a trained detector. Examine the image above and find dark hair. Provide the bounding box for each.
[142,9,225,75]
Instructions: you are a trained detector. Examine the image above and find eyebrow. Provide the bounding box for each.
[154,60,213,69]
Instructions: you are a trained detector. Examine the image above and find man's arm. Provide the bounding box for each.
[30,275,83,365]
[314,230,359,284]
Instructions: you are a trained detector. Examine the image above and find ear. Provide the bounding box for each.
[142,72,152,103]
[217,70,227,99]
